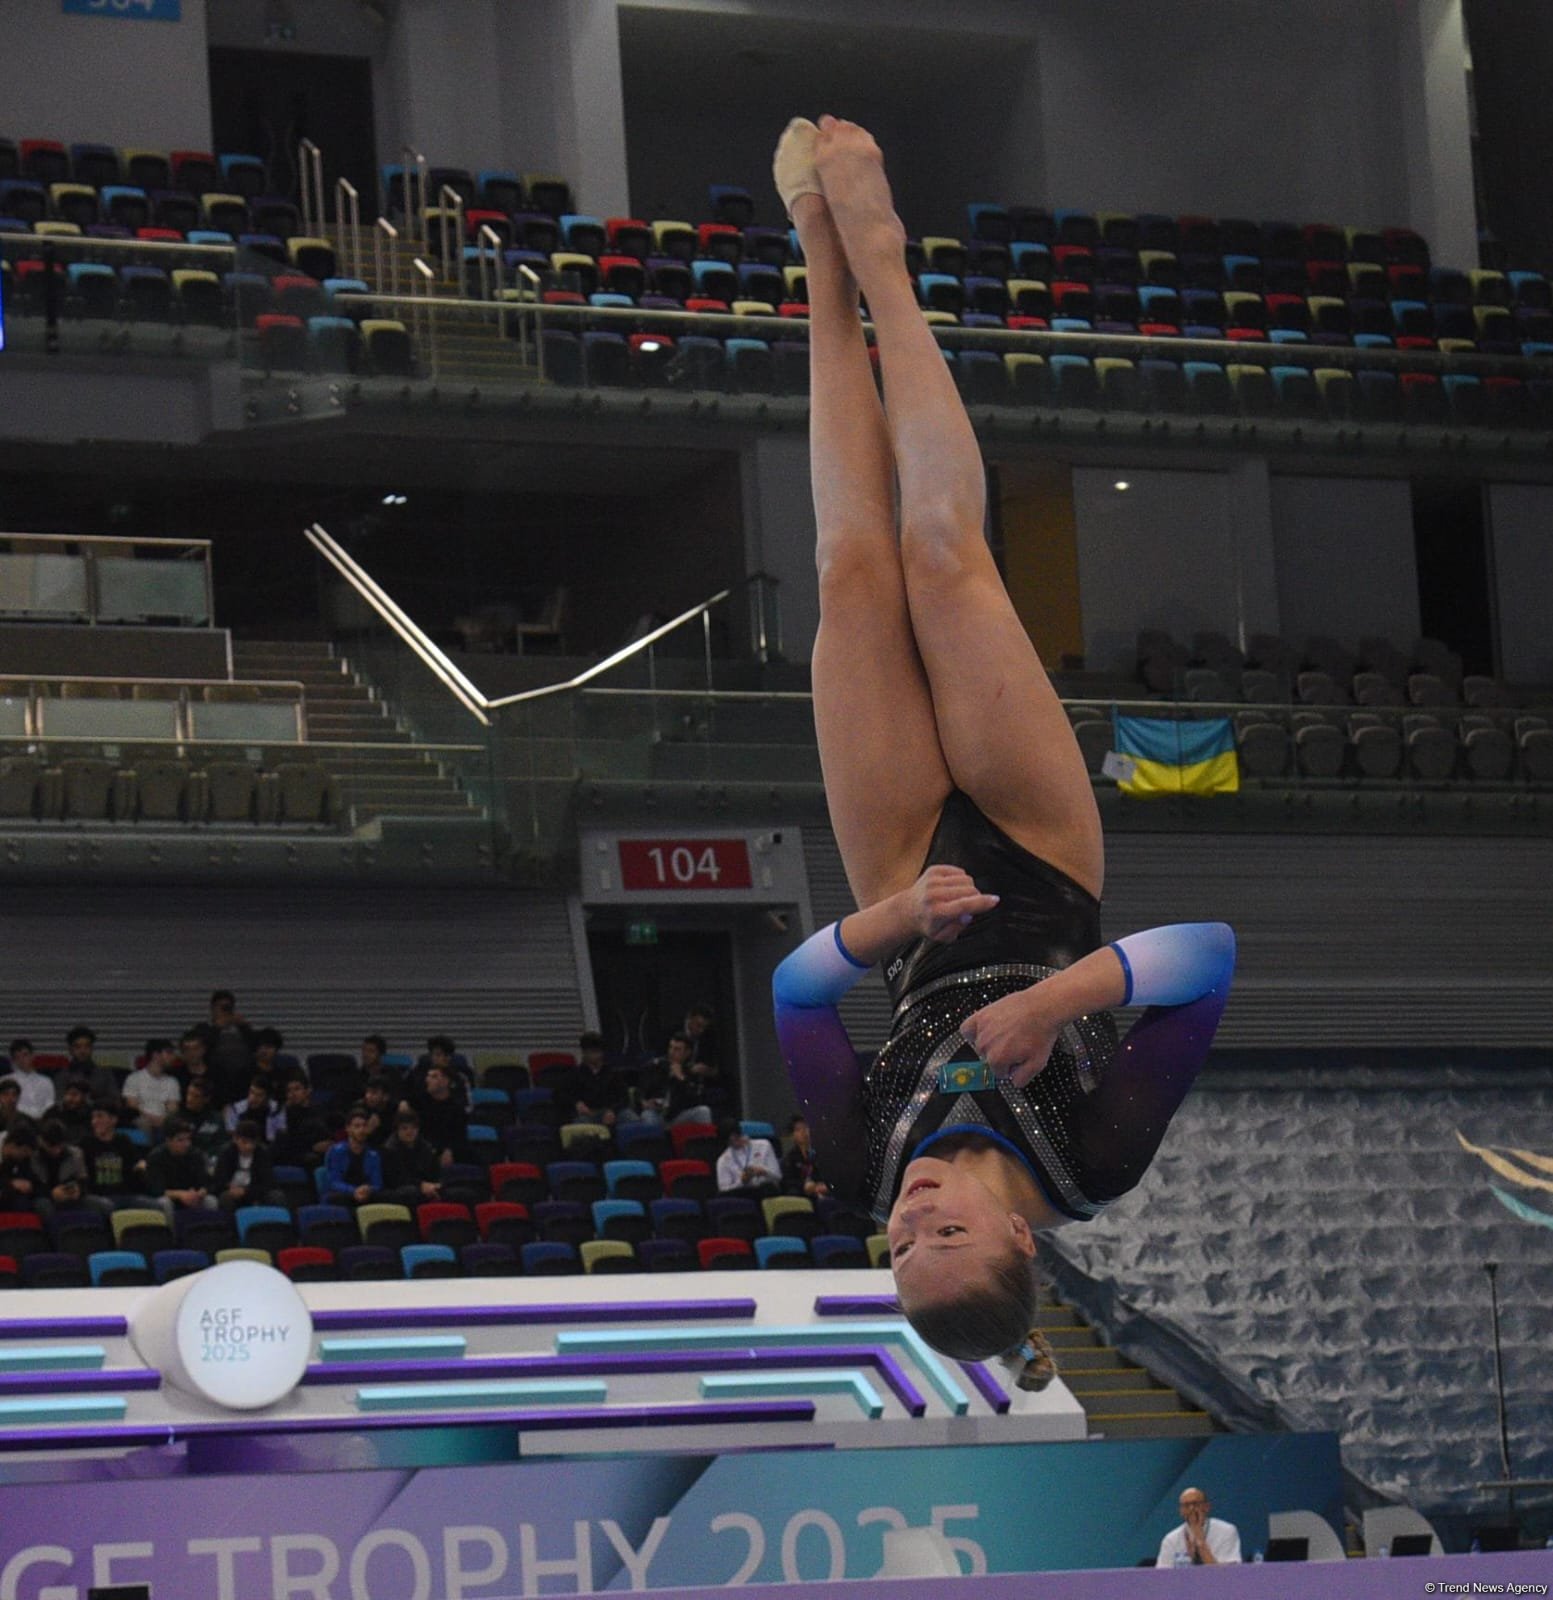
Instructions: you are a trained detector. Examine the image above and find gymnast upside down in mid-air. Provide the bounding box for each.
[770,116,1237,1365]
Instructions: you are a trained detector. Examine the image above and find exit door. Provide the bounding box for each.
[588,927,736,1068]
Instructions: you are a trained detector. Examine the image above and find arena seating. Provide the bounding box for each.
[9,137,1553,419]
[0,1042,887,1287]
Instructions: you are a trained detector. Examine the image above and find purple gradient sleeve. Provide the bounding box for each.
[1073,979,1231,1204]
[773,940,870,1204]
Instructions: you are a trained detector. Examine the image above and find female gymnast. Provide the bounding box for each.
[770,117,1237,1365]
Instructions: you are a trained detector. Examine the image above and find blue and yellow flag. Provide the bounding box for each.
[1111,715,1239,796]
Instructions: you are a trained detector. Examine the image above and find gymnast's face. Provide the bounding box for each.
[886,1155,1035,1310]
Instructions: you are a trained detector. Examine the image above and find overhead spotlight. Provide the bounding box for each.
[381,492,408,506]
[638,340,663,353]
[1114,480,1131,491]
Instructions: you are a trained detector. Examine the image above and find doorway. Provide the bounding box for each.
[209,48,377,217]
[588,926,736,1069]
[1411,478,1494,676]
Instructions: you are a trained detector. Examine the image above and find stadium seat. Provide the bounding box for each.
[705,1196,761,1241]
[754,1235,808,1268]
[762,1196,817,1239]
[402,1243,460,1279]
[581,1239,639,1274]
[810,1234,871,1268]
[636,1238,696,1273]
[277,1246,335,1283]
[461,1242,520,1277]
[649,1197,704,1242]
[592,1199,650,1244]
[22,1252,88,1288]
[475,1202,533,1250]
[521,1240,580,1276]
[697,1237,753,1271]
[532,1201,593,1247]
[339,1245,398,1281]
[361,320,414,376]
[90,1250,151,1287]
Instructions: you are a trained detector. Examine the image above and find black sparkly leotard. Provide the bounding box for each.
[862,792,1122,1223]
[775,792,1230,1225]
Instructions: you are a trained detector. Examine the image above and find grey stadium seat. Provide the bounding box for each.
[1292,712,1344,778]
[1459,714,1513,781]
[59,757,118,820]
[1296,670,1347,707]
[1353,671,1404,707]
[131,757,192,821]
[1347,713,1402,779]
[1515,717,1553,782]
[0,755,57,818]
[274,763,337,824]
[1403,713,1458,780]
[1071,716,1114,777]
[1407,672,1454,707]
[205,761,259,823]
[1183,667,1231,702]
[1234,712,1290,779]
[1239,668,1286,704]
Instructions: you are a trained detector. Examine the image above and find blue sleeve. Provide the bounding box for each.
[1108,922,1236,1007]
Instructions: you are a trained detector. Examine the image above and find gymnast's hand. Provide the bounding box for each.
[905,865,999,946]
[960,987,1061,1088]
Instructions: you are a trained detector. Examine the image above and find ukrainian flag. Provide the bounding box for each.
[1113,715,1239,796]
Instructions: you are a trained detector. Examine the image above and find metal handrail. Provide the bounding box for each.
[435,185,464,281]
[298,139,324,237]
[412,257,438,377]
[400,146,427,250]
[6,675,308,743]
[305,522,489,726]
[485,573,783,709]
[304,520,782,726]
[336,178,362,282]
[374,217,400,298]
[0,532,211,551]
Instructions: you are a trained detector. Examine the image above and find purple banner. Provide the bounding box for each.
[0,1435,1353,1596]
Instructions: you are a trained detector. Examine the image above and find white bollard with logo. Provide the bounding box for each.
[129,1259,312,1409]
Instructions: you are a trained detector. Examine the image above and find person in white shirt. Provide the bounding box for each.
[121,1038,183,1134]
[714,1120,782,1198]
[6,1040,56,1122]
[1156,1487,1241,1567]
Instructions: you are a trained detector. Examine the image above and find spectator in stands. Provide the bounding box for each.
[684,1003,721,1074]
[322,1105,383,1205]
[409,1064,467,1165]
[225,1078,275,1139]
[0,1078,21,1133]
[58,1026,116,1102]
[249,1027,292,1098]
[570,1032,624,1127]
[6,1040,56,1122]
[80,1101,147,1209]
[142,1118,216,1219]
[715,1118,781,1198]
[55,1080,92,1145]
[359,1034,388,1081]
[0,1123,39,1210]
[361,1074,396,1145]
[780,1114,830,1199]
[31,1118,89,1216]
[380,1107,442,1204]
[1156,1488,1241,1567]
[212,1120,281,1211]
[205,990,254,1097]
[122,1039,182,1134]
[181,1078,227,1161]
[639,1034,713,1126]
[177,1025,217,1095]
[270,1076,332,1169]
[411,1035,472,1106]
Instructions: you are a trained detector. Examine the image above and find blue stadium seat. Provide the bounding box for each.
[90,1250,150,1287]
[754,1235,808,1268]
[521,1241,580,1276]
[591,1199,650,1243]
[401,1243,459,1279]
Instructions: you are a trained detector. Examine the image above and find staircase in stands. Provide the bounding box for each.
[231,640,485,827]
[1044,1295,1216,1439]
[347,231,536,386]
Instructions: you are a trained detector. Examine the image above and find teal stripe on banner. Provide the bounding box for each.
[63,0,182,20]
[1114,715,1234,766]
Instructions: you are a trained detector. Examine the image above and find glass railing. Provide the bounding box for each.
[310,282,1553,437]
[0,532,213,626]
[0,230,240,364]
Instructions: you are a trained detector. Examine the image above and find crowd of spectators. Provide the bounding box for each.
[0,994,840,1251]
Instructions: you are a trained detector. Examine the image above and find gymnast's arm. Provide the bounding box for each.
[961,922,1236,1087]
[773,868,1000,1200]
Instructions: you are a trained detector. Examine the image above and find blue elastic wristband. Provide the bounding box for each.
[833,922,869,970]
[1109,941,1135,1006]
